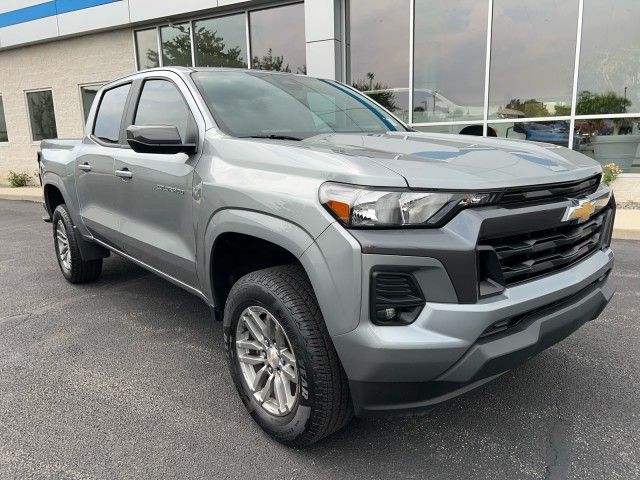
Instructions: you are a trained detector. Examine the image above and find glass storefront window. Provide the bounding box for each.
[489,121,572,147]
[249,4,305,74]
[577,0,640,116]
[135,28,159,70]
[80,84,103,125]
[0,96,8,142]
[26,90,57,141]
[489,0,579,119]
[161,23,192,67]
[349,0,410,122]
[194,14,247,68]
[413,0,488,123]
[414,124,485,136]
[574,118,640,173]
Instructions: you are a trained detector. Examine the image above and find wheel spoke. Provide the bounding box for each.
[248,308,270,338]
[281,364,297,383]
[236,338,263,351]
[242,313,265,344]
[281,350,296,368]
[256,374,274,403]
[238,353,264,365]
[274,373,287,412]
[252,365,268,391]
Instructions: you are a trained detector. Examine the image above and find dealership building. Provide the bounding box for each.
[0,0,639,190]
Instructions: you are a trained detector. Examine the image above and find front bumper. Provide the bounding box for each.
[332,247,614,417]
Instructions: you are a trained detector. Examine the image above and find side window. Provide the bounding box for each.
[93,83,131,143]
[134,80,192,142]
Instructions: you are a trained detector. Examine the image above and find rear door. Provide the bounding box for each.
[76,82,132,248]
[114,75,202,288]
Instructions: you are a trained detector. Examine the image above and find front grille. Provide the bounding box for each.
[479,207,608,286]
[498,175,600,205]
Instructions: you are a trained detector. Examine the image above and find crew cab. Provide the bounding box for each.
[39,67,615,446]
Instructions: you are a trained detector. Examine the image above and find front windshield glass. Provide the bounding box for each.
[191,71,406,139]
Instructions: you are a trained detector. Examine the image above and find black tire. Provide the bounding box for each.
[52,204,102,284]
[224,265,353,447]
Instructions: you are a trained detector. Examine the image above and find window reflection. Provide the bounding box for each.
[489,121,572,147]
[194,14,247,68]
[249,4,305,74]
[0,96,8,142]
[413,0,487,123]
[489,0,578,118]
[135,28,159,70]
[574,118,640,172]
[26,90,57,141]
[161,23,192,67]
[80,85,103,124]
[349,0,410,121]
[577,1,639,115]
[415,124,490,136]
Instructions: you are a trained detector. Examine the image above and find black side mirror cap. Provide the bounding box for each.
[126,125,197,155]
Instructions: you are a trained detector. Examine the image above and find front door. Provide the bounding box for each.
[76,82,132,249]
[115,78,200,288]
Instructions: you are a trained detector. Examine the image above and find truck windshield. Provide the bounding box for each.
[191,71,407,140]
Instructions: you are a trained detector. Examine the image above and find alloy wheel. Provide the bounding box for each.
[235,306,299,416]
[56,222,71,271]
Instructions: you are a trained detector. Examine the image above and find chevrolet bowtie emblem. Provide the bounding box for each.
[562,199,595,222]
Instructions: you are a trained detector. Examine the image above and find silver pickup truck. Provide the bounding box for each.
[38,67,616,446]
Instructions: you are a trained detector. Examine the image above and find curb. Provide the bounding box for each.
[0,195,42,203]
[0,187,43,203]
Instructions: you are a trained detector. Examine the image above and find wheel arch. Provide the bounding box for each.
[203,209,318,324]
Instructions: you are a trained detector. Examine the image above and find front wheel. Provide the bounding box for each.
[224,265,353,447]
[52,205,102,283]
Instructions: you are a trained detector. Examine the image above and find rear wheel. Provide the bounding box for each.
[52,205,102,283]
[225,265,353,447]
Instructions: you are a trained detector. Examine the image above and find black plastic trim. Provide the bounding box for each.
[369,269,426,325]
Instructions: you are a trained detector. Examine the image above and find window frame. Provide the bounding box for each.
[90,81,134,148]
[132,1,305,71]
[127,75,199,148]
[24,88,58,144]
[78,82,107,130]
[0,94,8,144]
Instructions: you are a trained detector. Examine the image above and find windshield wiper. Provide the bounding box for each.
[241,134,303,141]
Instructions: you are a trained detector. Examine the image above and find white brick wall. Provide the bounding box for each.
[0,28,135,184]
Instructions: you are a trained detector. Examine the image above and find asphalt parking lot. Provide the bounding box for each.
[0,200,638,480]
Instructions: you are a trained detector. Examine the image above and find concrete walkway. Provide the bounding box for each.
[1,186,639,240]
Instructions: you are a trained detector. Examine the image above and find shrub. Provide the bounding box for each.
[602,163,622,185]
[7,170,33,188]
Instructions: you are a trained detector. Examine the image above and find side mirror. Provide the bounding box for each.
[126,125,197,155]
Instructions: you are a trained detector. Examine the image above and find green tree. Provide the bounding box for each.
[252,48,291,72]
[576,90,632,115]
[554,104,571,116]
[195,26,246,68]
[576,90,633,134]
[351,72,399,112]
[505,98,550,117]
[154,25,191,66]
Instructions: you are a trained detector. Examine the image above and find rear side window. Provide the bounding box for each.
[134,80,191,141]
[93,83,131,143]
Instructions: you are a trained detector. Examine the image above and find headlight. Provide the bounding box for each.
[319,182,497,228]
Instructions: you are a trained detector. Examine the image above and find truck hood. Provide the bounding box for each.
[301,132,602,190]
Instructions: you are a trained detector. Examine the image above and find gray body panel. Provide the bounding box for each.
[38,68,615,415]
